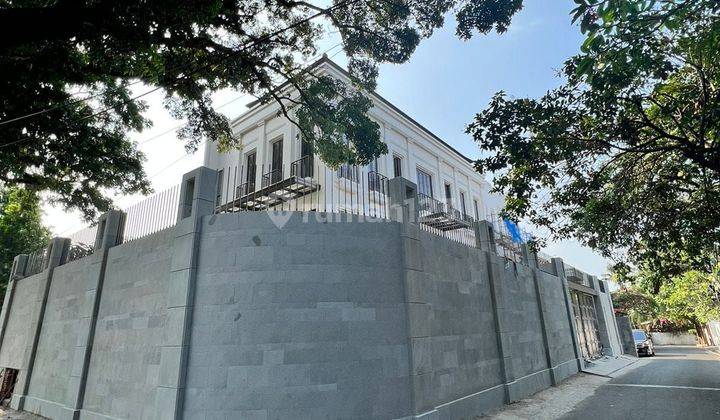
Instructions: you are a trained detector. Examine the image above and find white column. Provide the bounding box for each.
[255,121,267,186]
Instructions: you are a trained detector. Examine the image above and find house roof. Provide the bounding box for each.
[240,55,475,165]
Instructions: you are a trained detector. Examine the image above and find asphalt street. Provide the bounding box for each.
[561,346,720,420]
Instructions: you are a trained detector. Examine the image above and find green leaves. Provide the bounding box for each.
[659,270,720,325]
[0,187,50,294]
[0,0,526,217]
[467,0,720,285]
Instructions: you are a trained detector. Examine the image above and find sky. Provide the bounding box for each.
[42,0,614,277]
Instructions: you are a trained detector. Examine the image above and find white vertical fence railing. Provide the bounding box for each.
[122,184,181,243]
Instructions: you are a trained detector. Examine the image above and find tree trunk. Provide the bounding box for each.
[692,319,707,346]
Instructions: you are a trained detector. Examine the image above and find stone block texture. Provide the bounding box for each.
[24,255,99,417]
[535,270,579,382]
[183,212,412,420]
[407,231,503,415]
[81,227,175,420]
[0,272,45,370]
[0,211,598,420]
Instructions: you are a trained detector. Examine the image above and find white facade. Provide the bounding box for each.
[203,57,504,219]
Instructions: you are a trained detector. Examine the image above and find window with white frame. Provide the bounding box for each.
[460,191,467,217]
[473,198,480,220]
[416,168,433,197]
[393,155,403,178]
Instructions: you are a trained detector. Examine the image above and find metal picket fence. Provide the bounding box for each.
[24,248,47,276]
[122,184,181,243]
[65,225,99,262]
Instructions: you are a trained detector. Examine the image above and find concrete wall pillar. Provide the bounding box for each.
[388,176,419,225]
[616,316,638,357]
[552,258,583,371]
[531,269,558,386]
[0,255,29,357]
[475,221,497,253]
[389,176,427,415]
[591,277,623,356]
[522,244,537,269]
[69,210,125,418]
[485,255,516,403]
[155,166,217,420]
[11,237,70,411]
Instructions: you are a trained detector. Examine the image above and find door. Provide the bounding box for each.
[300,140,313,178]
[245,152,256,194]
[571,290,602,360]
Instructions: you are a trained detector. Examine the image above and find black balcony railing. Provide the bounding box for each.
[418,193,444,215]
[261,167,283,188]
[417,193,471,231]
[236,181,256,197]
[290,155,314,178]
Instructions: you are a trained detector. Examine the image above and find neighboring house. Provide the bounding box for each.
[203,56,504,221]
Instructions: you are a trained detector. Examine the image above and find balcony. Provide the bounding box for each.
[418,193,472,231]
[217,156,320,212]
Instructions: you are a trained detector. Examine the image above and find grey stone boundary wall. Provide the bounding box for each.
[0,167,622,420]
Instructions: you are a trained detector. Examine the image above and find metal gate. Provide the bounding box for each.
[571,291,602,360]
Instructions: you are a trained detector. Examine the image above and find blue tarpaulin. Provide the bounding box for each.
[503,219,525,244]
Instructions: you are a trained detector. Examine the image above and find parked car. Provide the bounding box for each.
[633,329,655,356]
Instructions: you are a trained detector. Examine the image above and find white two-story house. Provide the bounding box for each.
[204,56,504,224]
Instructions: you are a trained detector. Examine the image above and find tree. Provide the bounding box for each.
[0,0,524,219]
[466,0,720,278]
[612,288,658,325]
[0,187,50,294]
[658,269,720,343]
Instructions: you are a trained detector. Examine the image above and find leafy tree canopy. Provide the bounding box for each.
[0,187,50,293]
[467,0,720,278]
[612,263,720,332]
[0,0,523,219]
[611,287,659,325]
[658,268,720,328]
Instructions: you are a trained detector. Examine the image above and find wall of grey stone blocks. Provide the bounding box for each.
[81,227,175,420]
[0,272,45,370]
[0,209,594,420]
[535,270,579,381]
[183,212,412,420]
[407,230,504,416]
[497,262,549,382]
[25,255,95,416]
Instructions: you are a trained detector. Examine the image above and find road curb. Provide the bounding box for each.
[581,357,640,378]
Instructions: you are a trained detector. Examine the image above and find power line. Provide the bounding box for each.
[0,0,358,139]
[136,93,251,146]
[48,43,348,237]
[134,44,342,147]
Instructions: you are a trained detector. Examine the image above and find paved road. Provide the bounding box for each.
[561,346,720,420]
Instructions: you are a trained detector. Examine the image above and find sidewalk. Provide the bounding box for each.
[480,373,609,419]
[581,354,639,377]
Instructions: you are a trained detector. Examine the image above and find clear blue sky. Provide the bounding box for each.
[335,0,612,276]
[45,0,612,277]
